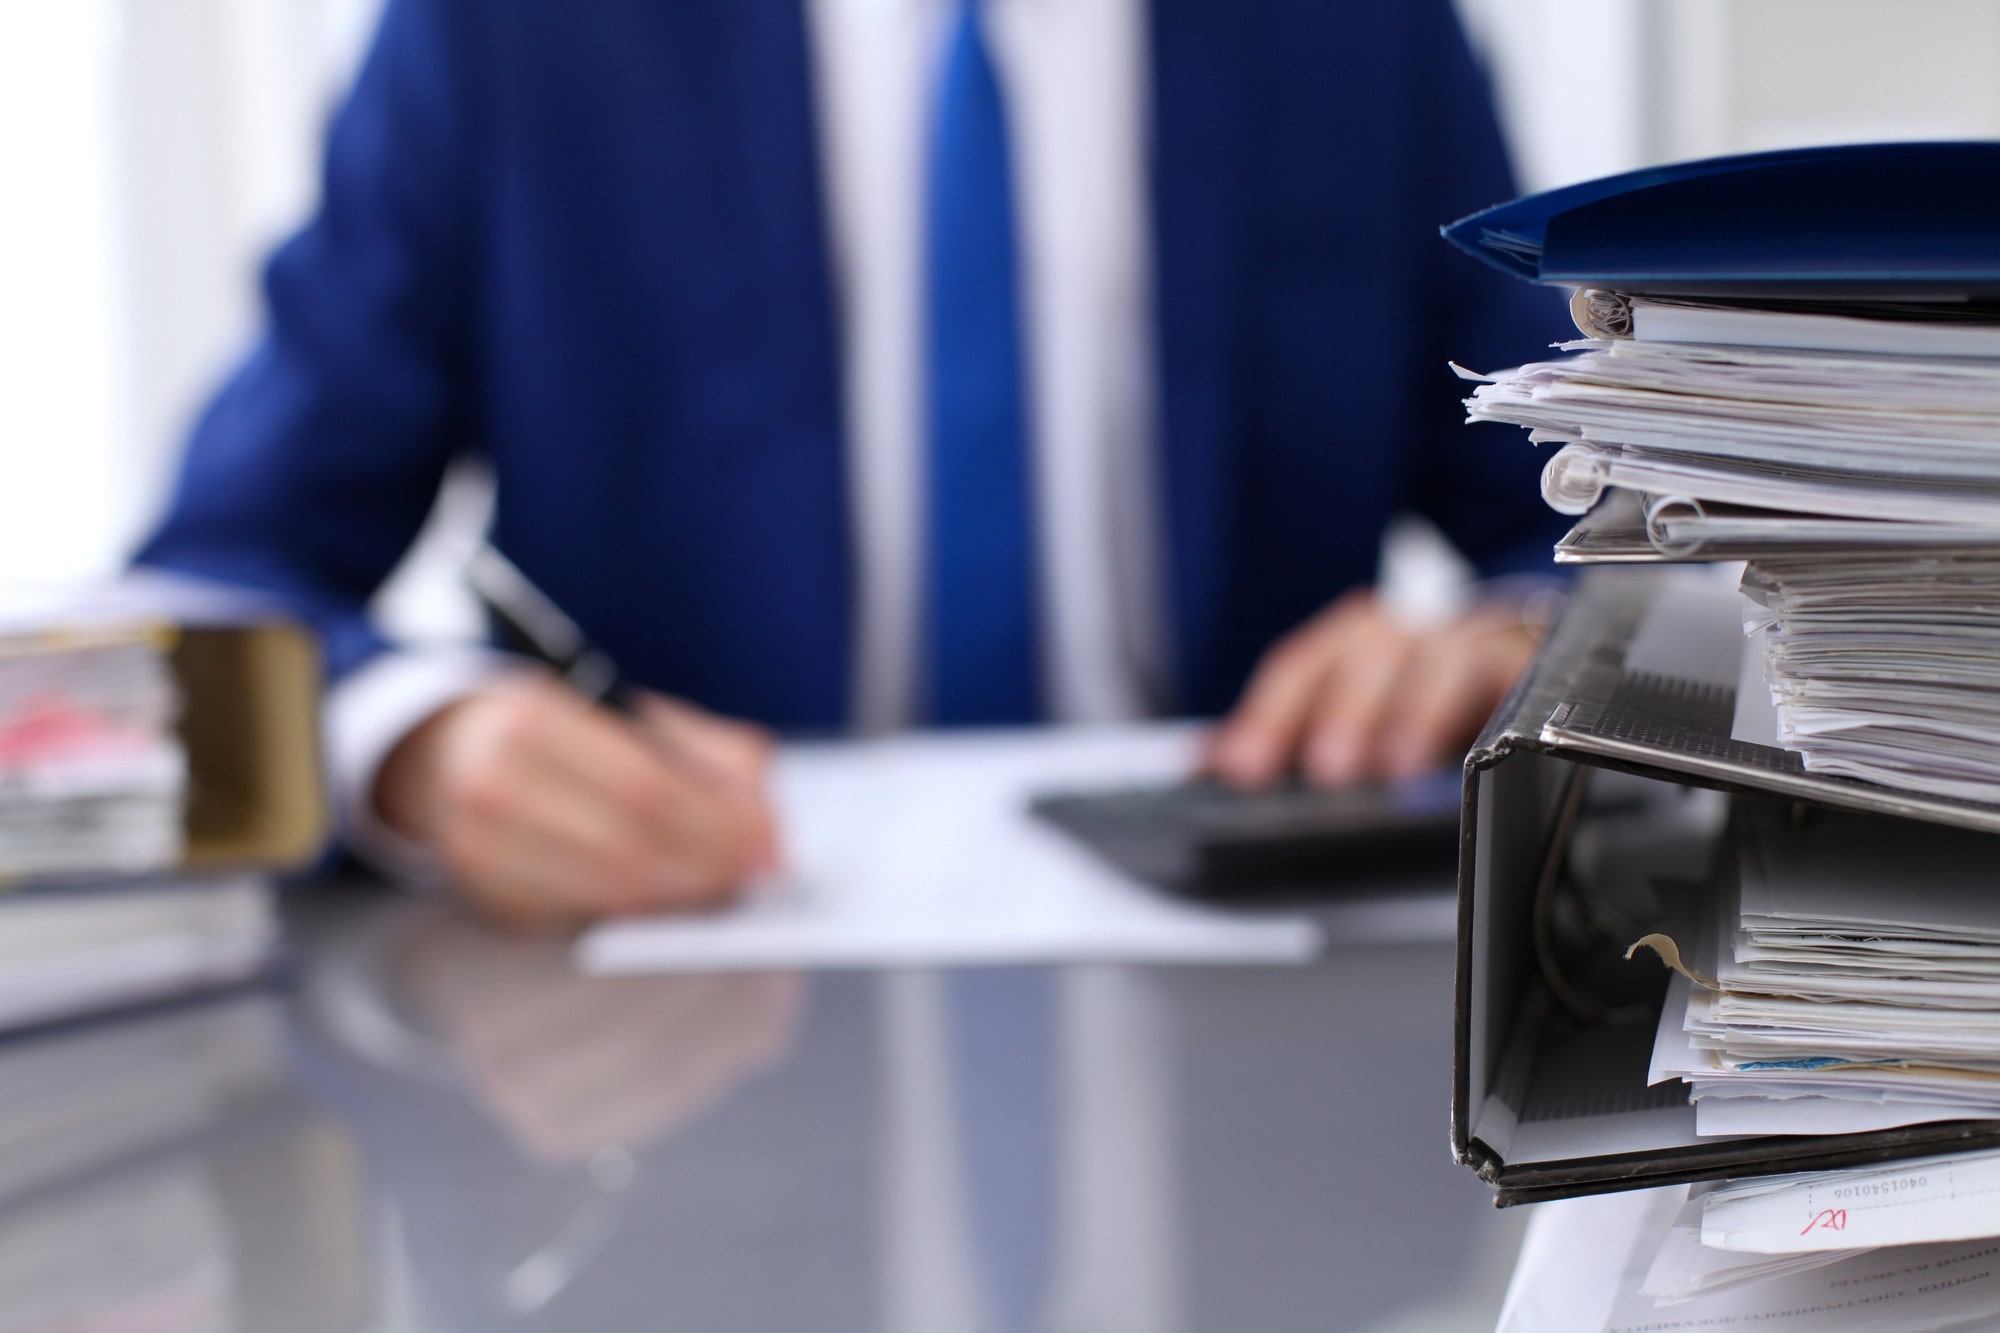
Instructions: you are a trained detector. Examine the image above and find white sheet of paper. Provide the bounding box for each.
[1741,811,2000,943]
[1693,1093,1978,1139]
[1703,1147,2000,1254]
[1643,1191,1856,1300]
[577,725,1322,974]
[1630,296,2000,360]
[1495,1191,1654,1333]
[1639,806,2000,1127]
[1500,1183,2000,1332]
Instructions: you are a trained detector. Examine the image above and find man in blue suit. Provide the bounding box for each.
[138,0,1566,927]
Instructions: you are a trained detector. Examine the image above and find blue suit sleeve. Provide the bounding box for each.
[1399,8,1573,580]
[133,0,477,680]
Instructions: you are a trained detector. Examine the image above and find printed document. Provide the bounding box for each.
[578,725,1322,974]
[1498,1184,2000,1332]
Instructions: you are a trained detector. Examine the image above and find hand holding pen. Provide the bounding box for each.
[371,547,781,931]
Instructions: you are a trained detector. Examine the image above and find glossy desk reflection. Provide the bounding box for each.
[0,879,1522,1332]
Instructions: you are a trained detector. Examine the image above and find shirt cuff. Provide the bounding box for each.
[323,645,541,890]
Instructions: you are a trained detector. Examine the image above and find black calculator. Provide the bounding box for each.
[1030,771,1462,902]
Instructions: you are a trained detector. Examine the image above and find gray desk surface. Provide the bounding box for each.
[0,879,1524,1332]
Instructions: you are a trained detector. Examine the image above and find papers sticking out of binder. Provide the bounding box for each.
[1497,1183,2000,1332]
[1447,139,2000,1327]
[1743,555,2000,802]
[0,573,326,1033]
[1455,571,2000,1197]
[0,573,326,880]
[1459,314,2000,550]
[1646,806,2000,1138]
[1549,489,2000,565]
[0,628,187,879]
[1452,139,2000,814]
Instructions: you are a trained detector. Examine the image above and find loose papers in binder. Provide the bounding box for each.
[1644,807,2000,1136]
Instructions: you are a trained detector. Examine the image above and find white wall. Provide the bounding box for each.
[0,7,123,585]
[1458,0,1652,191]
[0,0,377,587]
[1647,0,2000,161]
[113,0,382,577]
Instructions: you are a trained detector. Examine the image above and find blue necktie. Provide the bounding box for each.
[922,0,1040,725]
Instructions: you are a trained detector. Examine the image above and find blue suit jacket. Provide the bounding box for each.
[137,0,1568,726]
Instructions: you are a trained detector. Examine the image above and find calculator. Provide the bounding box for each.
[1029,770,1463,903]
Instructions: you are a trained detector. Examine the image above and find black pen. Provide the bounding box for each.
[463,544,630,708]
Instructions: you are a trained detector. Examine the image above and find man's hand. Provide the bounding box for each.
[375,675,780,929]
[1205,589,1542,788]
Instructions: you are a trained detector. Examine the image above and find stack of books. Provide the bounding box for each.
[1441,142,2000,1330]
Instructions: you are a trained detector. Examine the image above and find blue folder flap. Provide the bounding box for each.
[1442,141,2000,297]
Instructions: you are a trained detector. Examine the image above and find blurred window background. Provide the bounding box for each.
[5,0,2000,605]
[0,0,381,585]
